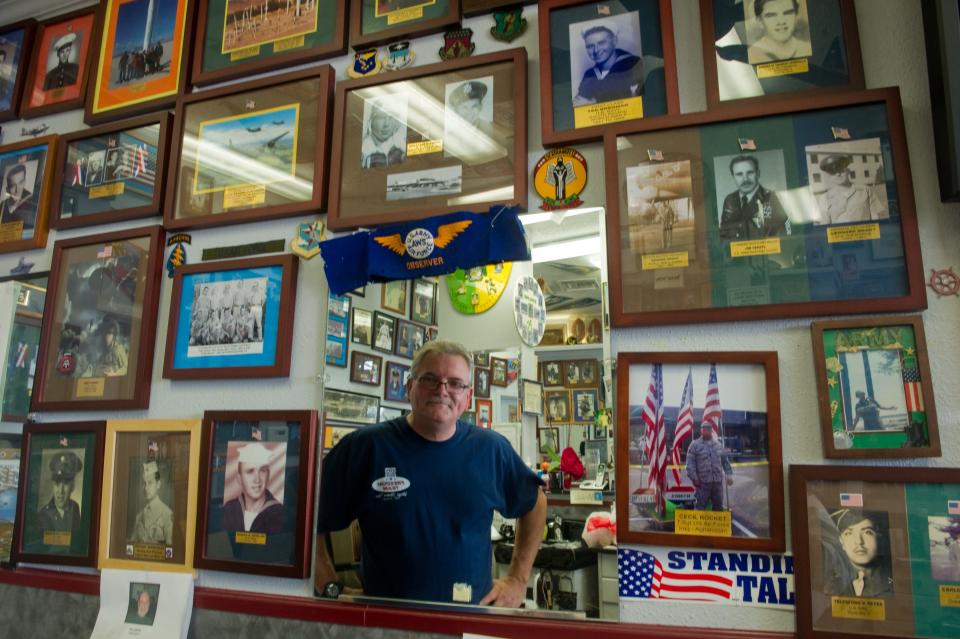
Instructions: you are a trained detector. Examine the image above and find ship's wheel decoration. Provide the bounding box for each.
[927,267,960,298]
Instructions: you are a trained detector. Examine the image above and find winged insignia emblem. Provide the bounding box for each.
[373,220,473,256]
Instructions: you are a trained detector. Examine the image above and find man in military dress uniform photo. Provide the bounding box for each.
[38,451,83,532]
[43,32,79,91]
[129,460,174,546]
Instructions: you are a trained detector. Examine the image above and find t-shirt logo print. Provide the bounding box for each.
[372,466,410,500]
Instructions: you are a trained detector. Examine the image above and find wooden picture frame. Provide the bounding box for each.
[19,8,97,119]
[616,351,784,552]
[790,464,960,639]
[12,420,106,567]
[538,0,679,146]
[922,0,960,202]
[605,87,926,327]
[810,315,939,459]
[541,360,563,387]
[522,379,544,416]
[563,359,597,388]
[545,389,571,425]
[572,388,598,423]
[538,427,560,454]
[410,278,437,325]
[0,282,46,422]
[490,357,508,387]
[475,397,492,428]
[351,307,372,346]
[163,254,298,380]
[372,310,396,354]
[84,0,197,125]
[0,19,37,123]
[539,327,565,346]
[322,419,359,451]
[192,0,347,87]
[327,48,527,230]
[98,419,201,572]
[349,0,461,49]
[700,0,864,108]
[164,65,334,231]
[32,226,164,411]
[50,112,172,230]
[322,387,380,425]
[473,351,490,367]
[350,350,383,386]
[381,280,407,314]
[0,134,57,254]
[383,360,410,403]
[473,366,490,398]
[325,292,350,368]
[394,318,425,359]
[462,0,536,17]
[195,410,317,578]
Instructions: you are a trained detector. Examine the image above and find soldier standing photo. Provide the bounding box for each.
[685,422,733,511]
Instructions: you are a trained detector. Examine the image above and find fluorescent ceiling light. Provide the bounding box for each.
[532,236,601,263]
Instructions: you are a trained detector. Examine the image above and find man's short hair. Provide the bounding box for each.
[410,339,472,379]
[831,508,884,538]
[754,0,799,19]
[582,25,616,41]
[6,163,26,183]
[729,155,759,174]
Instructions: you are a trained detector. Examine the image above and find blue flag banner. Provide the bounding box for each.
[320,206,530,295]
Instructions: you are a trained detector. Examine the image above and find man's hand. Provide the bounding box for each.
[479,575,526,608]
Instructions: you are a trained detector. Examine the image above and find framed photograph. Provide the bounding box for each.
[0,135,57,255]
[350,0,461,49]
[322,421,358,451]
[51,112,172,230]
[165,65,334,231]
[923,1,960,202]
[545,389,571,424]
[383,361,410,403]
[811,315,939,459]
[163,254,298,380]
[461,410,476,425]
[572,388,598,424]
[327,48,527,230]
[32,226,164,411]
[328,292,350,320]
[192,0,347,87]
[85,0,196,124]
[410,278,437,325]
[541,360,563,387]
[350,351,383,386]
[12,421,105,566]
[473,351,490,367]
[605,87,926,327]
[585,438,608,465]
[475,398,492,428]
[473,366,490,398]
[195,410,317,577]
[522,379,544,416]
[325,318,348,368]
[351,308,373,346]
[322,387,379,425]
[539,327,565,346]
[1,282,46,422]
[0,433,21,562]
[538,0,679,145]
[372,311,396,354]
[379,406,404,421]
[790,465,960,639]
[490,357,508,387]
[381,280,407,314]
[394,319,425,359]
[538,427,560,455]
[701,0,864,107]
[0,19,37,123]
[98,419,201,572]
[616,352,784,551]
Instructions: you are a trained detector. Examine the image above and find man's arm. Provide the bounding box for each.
[686,442,700,485]
[479,489,546,607]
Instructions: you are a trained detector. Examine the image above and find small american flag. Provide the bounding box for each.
[831,126,851,140]
[902,367,924,412]
[59,436,69,447]
[97,245,113,259]
[647,149,664,161]
[669,370,694,487]
[738,138,756,151]
[619,549,734,600]
[147,440,159,454]
[72,158,84,186]
[134,144,147,177]
[15,343,28,368]
[948,500,960,515]
[840,493,863,507]
[251,426,262,441]
[597,4,611,15]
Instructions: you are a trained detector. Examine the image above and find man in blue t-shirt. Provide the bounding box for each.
[315,340,546,606]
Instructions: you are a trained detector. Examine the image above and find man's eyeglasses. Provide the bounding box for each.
[415,374,471,394]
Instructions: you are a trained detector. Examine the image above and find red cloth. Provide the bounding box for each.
[560,447,585,479]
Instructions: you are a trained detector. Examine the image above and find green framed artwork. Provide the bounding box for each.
[350,0,461,49]
[0,282,45,422]
[811,315,939,459]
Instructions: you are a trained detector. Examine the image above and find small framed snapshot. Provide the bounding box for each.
[545,389,571,424]
[394,319,425,359]
[372,311,396,354]
[0,19,37,123]
[522,379,544,416]
[383,361,410,403]
[539,327,565,346]
[1,282,46,422]
[165,65,334,231]
[192,0,347,87]
[473,366,491,399]
[606,87,926,327]
[163,254,298,380]
[701,0,864,107]
[19,8,97,119]
[350,351,383,386]
[490,357,508,387]
[12,421,105,566]
[410,278,437,325]
[51,112,172,230]
[461,410,476,425]
[811,315,939,459]
[351,308,373,346]
[350,0,461,50]
[790,465,960,639]
[327,48,527,230]
[379,406,404,421]
[538,427,560,455]
[32,226,165,411]
[475,398,493,428]
[325,318,348,368]
[85,0,197,125]
[572,388,598,424]
[196,410,317,577]
[0,135,57,255]
[381,280,407,314]
[328,292,351,320]
[98,419,202,572]
[322,387,380,425]
[538,0,679,145]
[616,352,784,551]
[541,361,563,387]
[322,421,358,451]
[473,351,490,367]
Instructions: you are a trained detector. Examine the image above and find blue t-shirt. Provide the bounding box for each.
[317,417,541,604]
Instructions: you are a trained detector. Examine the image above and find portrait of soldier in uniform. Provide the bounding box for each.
[221,442,284,535]
[822,508,894,598]
[568,13,644,108]
[43,32,80,91]
[37,451,83,532]
[129,460,173,546]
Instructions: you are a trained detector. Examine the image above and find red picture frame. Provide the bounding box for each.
[0,19,37,123]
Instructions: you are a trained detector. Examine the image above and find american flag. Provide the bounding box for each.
[641,364,666,515]
[147,440,159,454]
[97,245,113,259]
[949,500,959,515]
[72,158,84,186]
[903,367,924,412]
[738,138,756,151]
[619,549,734,601]
[59,436,69,447]
[647,149,664,161]
[251,426,262,441]
[702,363,722,436]
[670,370,694,487]
[840,493,863,507]
[831,126,851,140]
[133,144,147,177]
[15,342,28,368]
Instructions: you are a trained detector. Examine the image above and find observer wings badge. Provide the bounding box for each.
[165,233,191,278]
[373,220,473,270]
[291,219,325,259]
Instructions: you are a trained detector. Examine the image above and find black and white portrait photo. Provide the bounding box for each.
[85,150,105,187]
[104,145,132,183]
[0,157,40,237]
[625,160,696,254]
[568,12,643,108]
[821,508,894,598]
[187,277,267,357]
[805,138,890,226]
[443,76,505,163]
[360,95,408,169]
[713,150,791,240]
[745,0,813,65]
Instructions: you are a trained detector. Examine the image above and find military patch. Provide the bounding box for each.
[439,28,475,60]
[384,40,415,71]
[166,233,191,278]
[534,148,588,210]
[291,219,324,259]
[490,8,527,43]
[348,48,383,78]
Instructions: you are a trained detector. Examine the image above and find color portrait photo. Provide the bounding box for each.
[124,581,159,626]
